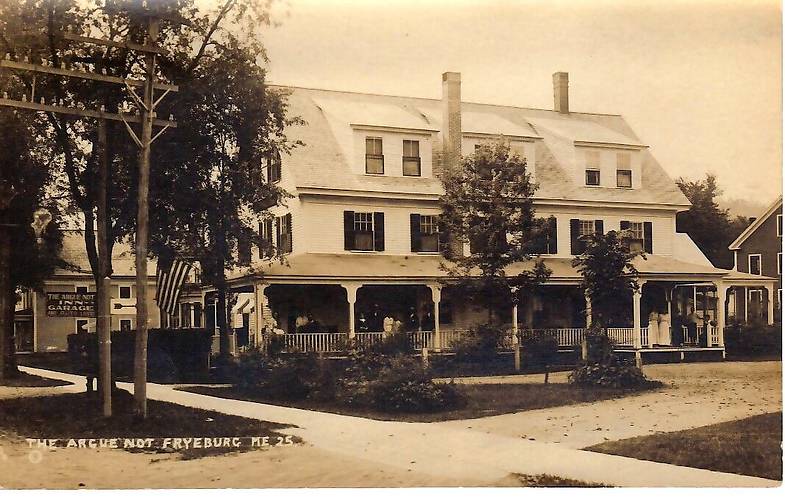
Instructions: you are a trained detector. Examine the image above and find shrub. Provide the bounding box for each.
[453,324,506,363]
[368,355,464,412]
[233,350,336,401]
[724,323,782,357]
[569,357,661,389]
[337,350,466,413]
[582,326,615,365]
[368,332,413,355]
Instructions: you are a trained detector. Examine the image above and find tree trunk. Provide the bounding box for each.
[216,284,230,362]
[544,365,549,384]
[0,226,10,382]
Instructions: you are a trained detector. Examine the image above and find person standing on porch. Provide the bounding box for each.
[383,314,394,337]
[357,312,369,333]
[648,311,660,345]
[422,309,435,332]
[658,311,671,345]
[369,304,383,332]
[406,307,419,332]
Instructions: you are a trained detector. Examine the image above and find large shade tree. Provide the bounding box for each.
[439,140,551,324]
[0,0,291,409]
[676,174,750,269]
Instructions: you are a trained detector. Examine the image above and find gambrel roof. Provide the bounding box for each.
[277,86,691,207]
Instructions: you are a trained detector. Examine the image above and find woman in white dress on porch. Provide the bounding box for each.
[658,312,672,345]
[648,311,660,346]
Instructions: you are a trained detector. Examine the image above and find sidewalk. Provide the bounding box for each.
[19,365,780,487]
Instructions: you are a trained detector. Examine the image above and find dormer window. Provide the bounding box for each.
[365,137,384,174]
[402,140,421,176]
[585,169,600,186]
[617,169,632,188]
[616,152,632,188]
[585,150,600,186]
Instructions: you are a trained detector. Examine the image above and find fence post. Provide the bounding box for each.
[421,347,429,367]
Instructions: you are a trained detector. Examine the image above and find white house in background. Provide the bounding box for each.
[185,72,775,357]
[14,231,161,352]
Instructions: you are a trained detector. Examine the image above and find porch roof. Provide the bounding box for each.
[234,252,758,285]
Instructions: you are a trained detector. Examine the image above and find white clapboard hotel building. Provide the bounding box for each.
[182,72,776,357]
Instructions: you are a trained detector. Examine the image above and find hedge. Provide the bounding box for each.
[67,328,212,383]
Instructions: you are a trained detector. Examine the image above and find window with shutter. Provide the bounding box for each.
[276,214,292,254]
[352,212,375,251]
[410,214,421,252]
[259,219,274,258]
[265,151,281,183]
[373,212,385,251]
[419,215,439,252]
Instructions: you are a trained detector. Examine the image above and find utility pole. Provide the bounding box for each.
[0,23,176,416]
[132,15,159,419]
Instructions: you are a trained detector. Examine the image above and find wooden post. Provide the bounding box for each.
[96,119,112,417]
[342,284,360,342]
[512,290,520,372]
[428,284,442,350]
[765,284,775,325]
[0,183,17,383]
[133,17,159,419]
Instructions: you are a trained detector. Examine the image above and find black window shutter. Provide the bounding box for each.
[594,219,604,235]
[275,217,281,249]
[344,211,355,251]
[259,220,267,259]
[285,213,293,253]
[265,220,273,255]
[620,220,631,231]
[410,214,421,252]
[373,212,385,251]
[548,216,558,254]
[644,221,653,253]
[570,219,580,255]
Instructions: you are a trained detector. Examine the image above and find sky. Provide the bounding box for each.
[250,0,782,205]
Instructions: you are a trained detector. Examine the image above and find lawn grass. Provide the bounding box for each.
[0,371,72,387]
[0,389,298,459]
[180,382,658,423]
[17,352,76,374]
[585,412,782,480]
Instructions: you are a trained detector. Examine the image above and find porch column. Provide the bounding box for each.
[584,289,592,329]
[428,284,442,350]
[511,287,520,372]
[632,285,642,349]
[253,282,268,346]
[765,284,775,325]
[714,282,728,350]
[341,283,361,340]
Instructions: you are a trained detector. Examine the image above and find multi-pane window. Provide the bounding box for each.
[365,137,384,174]
[265,151,281,183]
[353,212,375,251]
[402,140,421,176]
[419,215,439,252]
[585,169,600,186]
[617,170,632,188]
[628,222,644,251]
[585,150,601,186]
[616,152,632,188]
[579,220,596,238]
[120,319,132,331]
[749,254,762,275]
[276,214,293,254]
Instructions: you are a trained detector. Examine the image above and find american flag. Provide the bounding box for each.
[155,257,192,316]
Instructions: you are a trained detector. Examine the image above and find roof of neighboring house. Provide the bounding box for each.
[233,252,762,283]
[278,86,691,207]
[728,195,783,250]
[55,230,156,278]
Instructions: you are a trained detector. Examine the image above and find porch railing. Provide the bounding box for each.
[232,324,718,355]
[681,325,720,346]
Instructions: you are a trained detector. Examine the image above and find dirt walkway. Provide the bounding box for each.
[437,361,782,449]
[12,364,778,487]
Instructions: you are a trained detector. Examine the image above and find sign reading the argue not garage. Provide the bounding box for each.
[46,292,96,317]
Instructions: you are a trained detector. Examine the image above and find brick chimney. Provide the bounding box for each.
[442,72,462,170]
[553,71,569,113]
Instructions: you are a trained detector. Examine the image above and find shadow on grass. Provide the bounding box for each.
[179,382,662,423]
[0,371,72,387]
[585,412,783,480]
[0,389,300,460]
